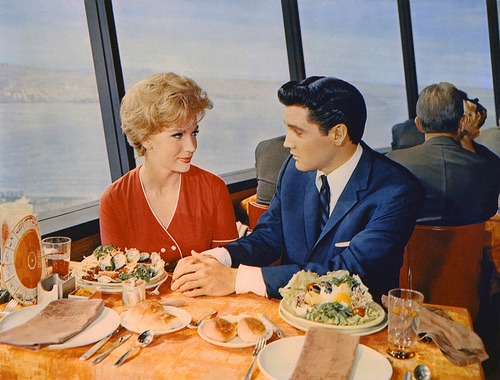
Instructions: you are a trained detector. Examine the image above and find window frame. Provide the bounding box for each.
[40,0,500,240]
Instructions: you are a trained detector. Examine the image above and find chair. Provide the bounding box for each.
[248,200,269,230]
[399,223,486,319]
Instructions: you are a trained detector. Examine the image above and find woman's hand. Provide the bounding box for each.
[171,251,237,297]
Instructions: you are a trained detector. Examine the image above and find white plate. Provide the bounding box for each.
[257,336,392,380]
[0,305,119,350]
[120,305,191,335]
[73,255,167,293]
[279,300,387,336]
[198,315,273,348]
[76,271,168,294]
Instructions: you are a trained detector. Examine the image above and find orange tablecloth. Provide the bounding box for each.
[0,277,484,379]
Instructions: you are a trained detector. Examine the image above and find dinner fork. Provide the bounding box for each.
[0,299,18,315]
[243,336,267,380]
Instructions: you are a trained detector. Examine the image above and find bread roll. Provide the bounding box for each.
[127,300,179,332]
[237,317,267,343]
[203,317,237,342]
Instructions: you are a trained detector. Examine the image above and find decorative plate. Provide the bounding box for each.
[0,215,47,305]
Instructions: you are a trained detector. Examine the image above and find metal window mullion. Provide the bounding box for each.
[281,0,306,81]
[486,0,500,126]
[85,0,134,181]
[398,0,418,120]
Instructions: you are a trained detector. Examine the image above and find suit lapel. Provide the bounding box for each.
[313,144,373,249]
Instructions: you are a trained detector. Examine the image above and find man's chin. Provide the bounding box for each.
[293,160,311,172]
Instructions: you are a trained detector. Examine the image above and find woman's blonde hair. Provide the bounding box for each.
[120,73,213,156]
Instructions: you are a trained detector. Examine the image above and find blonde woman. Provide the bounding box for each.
[99,73,238,265]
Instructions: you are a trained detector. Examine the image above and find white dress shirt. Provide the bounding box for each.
[205,144,363,296]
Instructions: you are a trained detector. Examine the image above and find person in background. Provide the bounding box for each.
[171,76,425,299]
[474,115,500,158]
[387,82,500,226]
[254,135,290,205]
[99,73,238,265]
[391,119,424,150]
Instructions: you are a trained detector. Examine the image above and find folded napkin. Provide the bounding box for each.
[291,327,360,380]
[382,295,488,366]
[0,298,105,350]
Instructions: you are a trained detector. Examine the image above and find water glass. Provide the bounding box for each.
[386,288,424,359]
[42,237,71,278]
[122,279,146,309]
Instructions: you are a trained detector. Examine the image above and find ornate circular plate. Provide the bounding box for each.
[1,215,47,305]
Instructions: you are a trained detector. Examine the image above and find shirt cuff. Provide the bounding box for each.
[202,247,232,267]
[235,265,267,297]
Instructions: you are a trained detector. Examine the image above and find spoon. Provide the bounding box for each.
[187,310,217,328]
[414,364,431,380]
[113,330,154,367]
[403,364,432,380]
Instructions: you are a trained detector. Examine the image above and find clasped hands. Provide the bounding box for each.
[170,250,237,297]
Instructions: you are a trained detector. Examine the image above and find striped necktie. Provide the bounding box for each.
[319,174,330,230]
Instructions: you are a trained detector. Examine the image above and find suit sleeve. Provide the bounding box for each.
[224,161,289,267]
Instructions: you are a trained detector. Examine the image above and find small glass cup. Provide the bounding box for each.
[42,237,71,279]
[122,279,146,309]
[386,288,424,359]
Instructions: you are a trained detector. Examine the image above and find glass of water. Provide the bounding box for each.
[386,288,424,359]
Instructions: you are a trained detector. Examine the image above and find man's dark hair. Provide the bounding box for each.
[277,76,367,144]
[416,82,466,134]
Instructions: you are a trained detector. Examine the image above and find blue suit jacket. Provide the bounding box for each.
[225,142,425,299]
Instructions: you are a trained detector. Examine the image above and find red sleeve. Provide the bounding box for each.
[211,179,239,248]
[99,185,127,249]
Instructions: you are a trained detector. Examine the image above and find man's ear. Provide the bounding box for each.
[415,117,425,133]
[329,123,349,146]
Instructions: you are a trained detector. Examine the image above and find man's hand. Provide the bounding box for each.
[170,251,237,297]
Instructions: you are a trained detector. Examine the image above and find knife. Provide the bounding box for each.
[257,313,287,339]
[92,333,132,365]
[79,326,124,360]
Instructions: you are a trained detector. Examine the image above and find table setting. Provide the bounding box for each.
[0,241,489,379]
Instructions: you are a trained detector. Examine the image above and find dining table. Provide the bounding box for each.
[0,273,485,380]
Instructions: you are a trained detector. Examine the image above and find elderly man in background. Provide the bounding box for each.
[387,82,500,226]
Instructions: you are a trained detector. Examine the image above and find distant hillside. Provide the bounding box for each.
[0,64,99,103]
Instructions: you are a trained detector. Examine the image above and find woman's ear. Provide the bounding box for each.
[141,136,153,151]
[457,114,469,136]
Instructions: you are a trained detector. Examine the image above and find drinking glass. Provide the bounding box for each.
[42,237,71,278]
[122,278,146,309]
[386,288,424,359]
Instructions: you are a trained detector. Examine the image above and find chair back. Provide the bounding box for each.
[399,222,485,319]
[248,200,269,230]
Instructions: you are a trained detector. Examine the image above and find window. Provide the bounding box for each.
[112,0,289,175]
[0,1,110,222]
[298,0,407,149]
[412,0,494,118]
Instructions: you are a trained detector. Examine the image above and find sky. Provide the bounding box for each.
[0,0,494,89]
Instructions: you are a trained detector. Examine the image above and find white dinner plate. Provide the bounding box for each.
[73,255,167,293]
[0,305,119,350]
[120,305,191,335]
[198,314,273,348]
[279,300,387,336]
[76,270,168,294]
[257,336,392,380]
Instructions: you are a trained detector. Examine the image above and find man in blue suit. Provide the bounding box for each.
[171,76,425,299]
